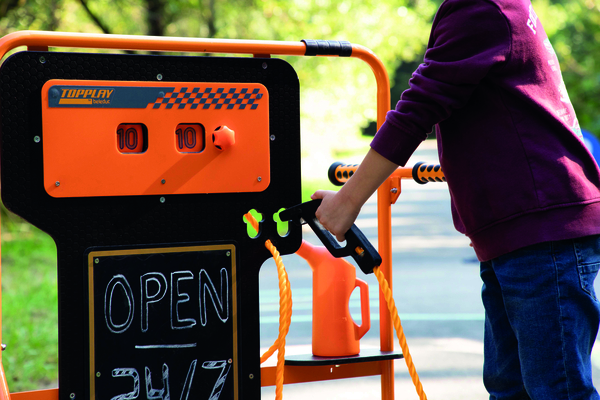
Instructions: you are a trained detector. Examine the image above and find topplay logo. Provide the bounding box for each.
[58,88,114,105]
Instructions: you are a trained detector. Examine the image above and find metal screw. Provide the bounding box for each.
[157,74,163,81]
[226,251,231,257]
[96,372,101,377]
[34,136,41,143]
[158,91,165,97]
[228,359,233,364]
[262,62,267,69]
[161,179,166,184]
[70,394,75,399]
[39,56,46,64]
[249,374,254,379]
[270,135,275,141]
[390,188,398,194]
[257,176,262,182]
[160,197,166,203]
[55,181,60,187]
[94,258,99,264]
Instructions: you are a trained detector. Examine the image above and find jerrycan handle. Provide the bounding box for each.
[279,199,382,275]
[353,277,370,339]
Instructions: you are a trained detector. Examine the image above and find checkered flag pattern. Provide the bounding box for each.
[152,87,264,110]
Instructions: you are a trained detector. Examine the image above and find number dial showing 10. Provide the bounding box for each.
[116,123,205,154]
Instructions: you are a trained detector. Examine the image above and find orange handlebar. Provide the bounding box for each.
[328,161,446,186]
[411,161,446,184]
[0,30,390,138]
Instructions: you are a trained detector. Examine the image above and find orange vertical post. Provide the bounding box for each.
[340,45,394,399]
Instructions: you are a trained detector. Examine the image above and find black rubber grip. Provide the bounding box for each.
[412,161,428,185]
[412,161,446,184]
[328,161,345,186]
[328,161,359,186]
[301,40,353,57]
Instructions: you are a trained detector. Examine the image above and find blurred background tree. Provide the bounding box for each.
[0,0,441,165]
[0,0,598,392]
[0,0,596,153]
[0,0,598,146]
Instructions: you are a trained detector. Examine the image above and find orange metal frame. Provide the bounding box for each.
[0,30,394,400]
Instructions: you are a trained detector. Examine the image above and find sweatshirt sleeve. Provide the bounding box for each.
[371,0,511,166]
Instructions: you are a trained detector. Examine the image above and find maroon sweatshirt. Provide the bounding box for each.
[370,0,600,261]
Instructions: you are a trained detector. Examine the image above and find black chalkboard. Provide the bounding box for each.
[88,245,237,400]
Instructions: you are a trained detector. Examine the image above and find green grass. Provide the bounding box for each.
[0,178,336,392]
[1,216,58,392]
[301,178,338,203]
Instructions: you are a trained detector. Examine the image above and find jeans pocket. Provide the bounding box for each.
[578,262,600,300]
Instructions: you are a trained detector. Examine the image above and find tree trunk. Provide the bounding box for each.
[146,0,166,36]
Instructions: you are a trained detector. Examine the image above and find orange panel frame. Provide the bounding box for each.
[0,30,393,399]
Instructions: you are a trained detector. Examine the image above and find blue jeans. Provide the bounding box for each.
[481,235,600,400]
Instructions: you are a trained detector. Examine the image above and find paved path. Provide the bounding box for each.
[260,142,600,399]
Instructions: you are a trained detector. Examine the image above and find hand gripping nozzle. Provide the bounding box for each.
[279,199,382,275]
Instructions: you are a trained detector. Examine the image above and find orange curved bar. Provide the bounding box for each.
[0,34,389,131]
[349,44,394,400]
[0,30,394,399]
[347,44,390,131]
[0,31,307,62]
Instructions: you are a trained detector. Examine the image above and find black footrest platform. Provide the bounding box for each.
[285,349,403,366]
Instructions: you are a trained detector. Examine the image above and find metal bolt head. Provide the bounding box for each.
[39,56,46,64]
[160,197,166,203]
[228,358,233,364]
[226,251,231,257]
[34,136,41,143]
[55,181,60,187]
[249,373,254,379]
[69,394,75,399]
[262,62,267,69]
[96,372,101,377]
[390,188,398,194]
[257,176,262,182]
[94,258,99,264]
[270,135,275,141]
[161,179,166,184]
[158,91,165,98]
[157,74,163,81]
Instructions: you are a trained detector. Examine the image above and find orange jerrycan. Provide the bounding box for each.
[296,240,371,357]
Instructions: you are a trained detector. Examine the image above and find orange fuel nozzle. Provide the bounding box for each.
[212,125,235,151]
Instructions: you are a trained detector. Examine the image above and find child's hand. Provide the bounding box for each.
[311,190,361,242]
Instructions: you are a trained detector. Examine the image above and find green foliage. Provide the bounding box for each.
[1,223,58,392]
[0,0,599,390]
[0,0,441,155]
[535,0,600,135]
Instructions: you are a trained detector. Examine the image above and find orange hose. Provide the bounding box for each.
[374,266,427,400]
[244,212,425,399]
[244,212,292,400]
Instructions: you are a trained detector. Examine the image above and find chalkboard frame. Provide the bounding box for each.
[87,244,238,400]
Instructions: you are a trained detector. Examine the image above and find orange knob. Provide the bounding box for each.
[212,126,235,151]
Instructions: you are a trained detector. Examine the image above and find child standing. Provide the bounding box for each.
[313,0,600,398]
